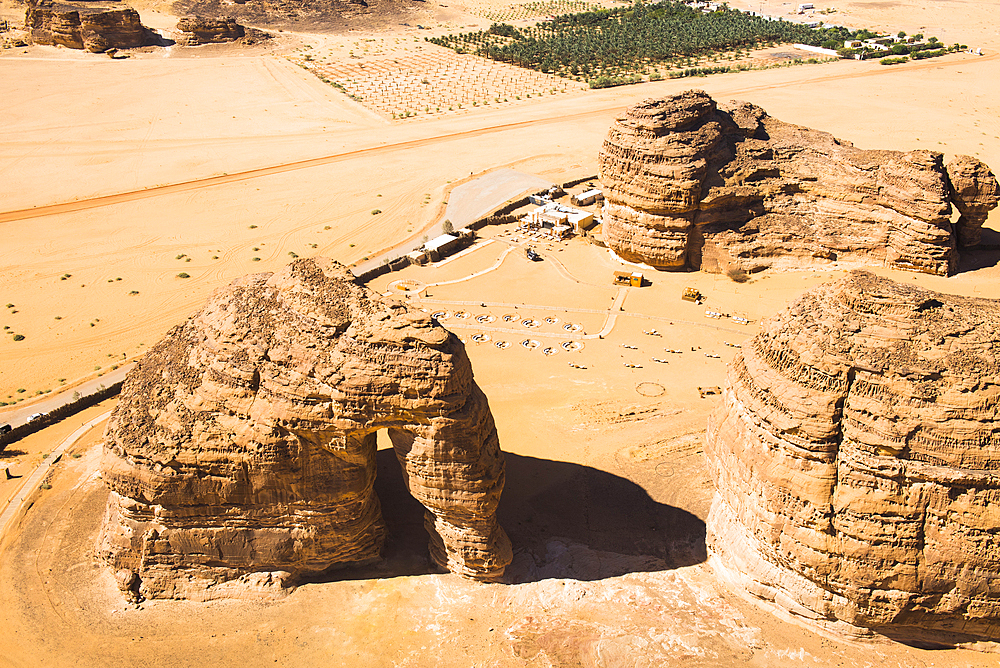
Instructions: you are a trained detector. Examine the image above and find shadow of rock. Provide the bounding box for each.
[318,450,706,584]
[500,454,707,583]
[957,228,1000,273]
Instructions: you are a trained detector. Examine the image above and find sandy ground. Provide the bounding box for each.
[1,0,1000,663]
[1,234,998,667]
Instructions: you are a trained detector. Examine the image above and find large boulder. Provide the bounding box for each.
[98,258,511,600]
[706,271,1000,644]
[598,91,999,276]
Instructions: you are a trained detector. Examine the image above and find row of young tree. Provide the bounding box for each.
[428,1,863,79]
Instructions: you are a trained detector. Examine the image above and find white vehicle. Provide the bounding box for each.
[27,413,45,422]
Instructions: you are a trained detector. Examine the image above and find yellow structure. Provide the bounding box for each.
[682,287,702,302]
[613,271,644,287]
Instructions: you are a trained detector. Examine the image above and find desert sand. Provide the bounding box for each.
[1,0,999,664]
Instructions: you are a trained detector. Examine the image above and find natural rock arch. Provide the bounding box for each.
[99,259,511,600]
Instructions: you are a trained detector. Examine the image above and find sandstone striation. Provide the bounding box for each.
[706,271,1000,644]
[176,16,244,43]
[98,258,512,601]
[175,16,270,45]
[26,0,159,52]
[598,91,999,276]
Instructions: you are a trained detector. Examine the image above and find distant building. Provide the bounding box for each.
[423,233,462,261]
[523,202,595,234]
[571,188,604,206]
[406,250,428,265]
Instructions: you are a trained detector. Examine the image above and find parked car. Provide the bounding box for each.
[27,413,45,423]
[0,423,11,434]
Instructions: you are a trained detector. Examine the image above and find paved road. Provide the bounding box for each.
[352,169,550,277]
[0,364,132,429]
[0,410,112,540]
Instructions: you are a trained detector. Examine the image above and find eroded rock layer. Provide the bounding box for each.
[26,0,159,52]
[99,258,511,600]
[176,16,249,44]
[598,91,999,275]
[706,271,1000,643]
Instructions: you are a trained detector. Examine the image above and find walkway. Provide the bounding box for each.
[0,411,112,540]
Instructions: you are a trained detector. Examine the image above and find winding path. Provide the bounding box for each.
[0,410,111,540]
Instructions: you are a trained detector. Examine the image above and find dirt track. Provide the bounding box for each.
[1,48,995,225]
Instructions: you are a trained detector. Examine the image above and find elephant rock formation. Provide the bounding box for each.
[99,258,511,600]
[598,90,999,276]
[706,271,1000,643]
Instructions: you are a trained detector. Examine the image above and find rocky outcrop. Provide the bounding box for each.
[706,271,1000,644]
[98,258,512,601]
[946,155,1000,247]
[598,91,999,276]
[176,16,245,44]
[26,1,159,52]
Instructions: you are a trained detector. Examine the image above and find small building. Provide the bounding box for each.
[614,271,644,287]
[552,224,572,239]
[571,188,604,206]
[681,287,702,302]
[529,194,551,206]
[844,40,862,48]
[423,233,461,261]
[797,2,813,11]
[862,40,889,51]
[406,250,428,265]
[523,202,594,234]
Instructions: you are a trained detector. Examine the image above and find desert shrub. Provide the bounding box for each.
[880,56,908,65]
[177,272,190,279]
[726,266,750,283]
[12,333,25,341]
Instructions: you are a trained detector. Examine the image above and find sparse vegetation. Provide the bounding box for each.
[371,209,382,215]
[177,272,190,278]
[12,333,25,341]
[726,266,751,283]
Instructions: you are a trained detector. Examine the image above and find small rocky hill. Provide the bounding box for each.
[598,90,999,276]
[25,0,160,52]
[706,271,1000,644]
[99,258,511,601]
